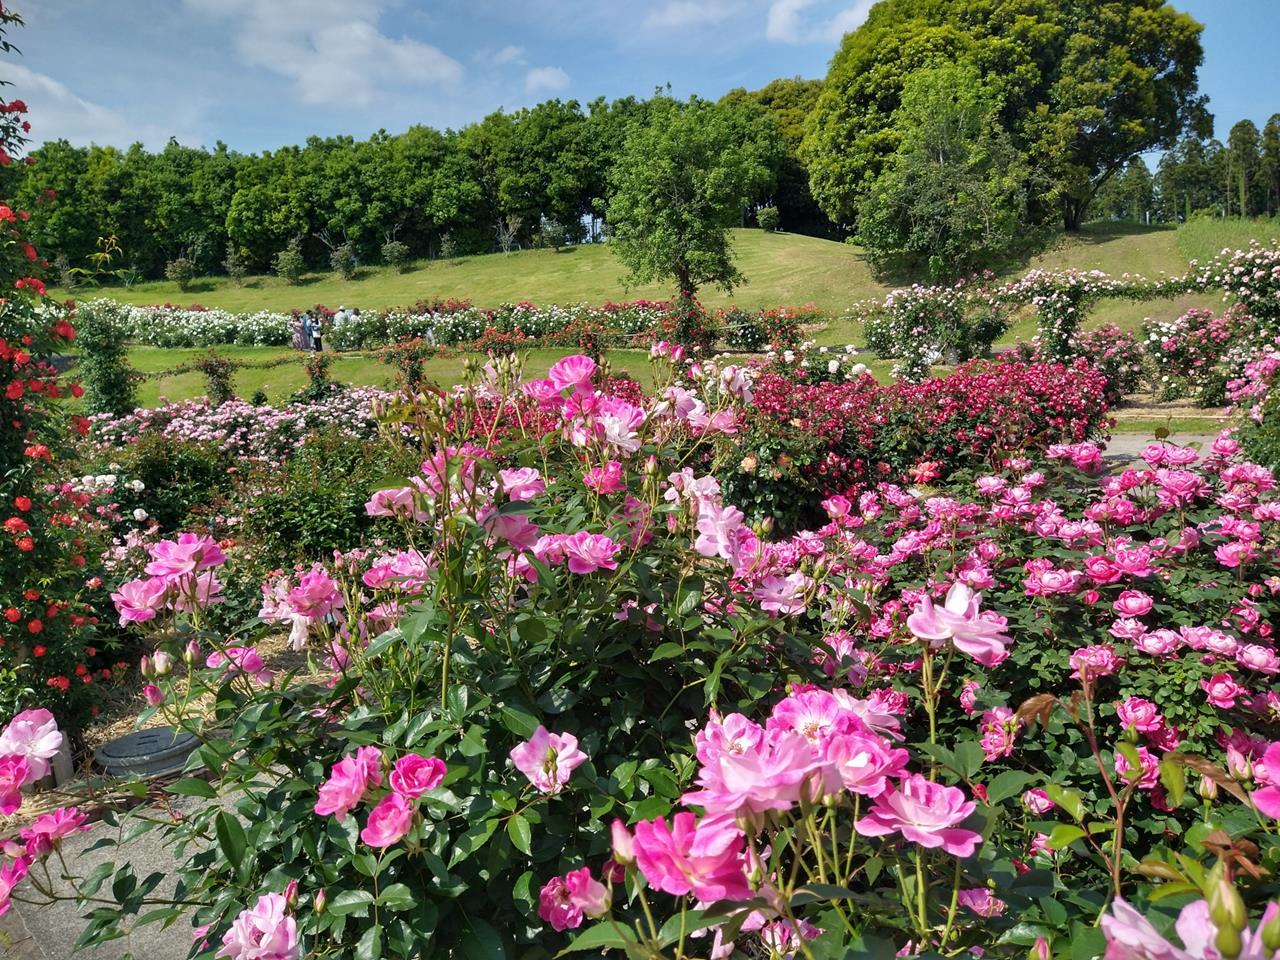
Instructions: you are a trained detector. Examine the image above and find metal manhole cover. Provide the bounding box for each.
[94,727,200,778]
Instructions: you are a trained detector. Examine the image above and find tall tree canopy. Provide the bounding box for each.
[606,96,780,295]
[803,0,1209,231]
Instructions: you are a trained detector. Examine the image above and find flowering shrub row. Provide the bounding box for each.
[1144,305,1262,406]
[734,355,1111,527]
[75,296,813,354]
[858,244,1280,378]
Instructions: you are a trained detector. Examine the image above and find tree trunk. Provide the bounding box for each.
[675,264,694,297]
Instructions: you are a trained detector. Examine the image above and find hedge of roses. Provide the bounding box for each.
[1230,337,1280,471]
[1144,305,1262,407]
[7,351,1280,959]
[730,355,1111,530]
[76,296,812,355]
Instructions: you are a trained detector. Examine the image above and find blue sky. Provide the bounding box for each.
[4,0,1277,154]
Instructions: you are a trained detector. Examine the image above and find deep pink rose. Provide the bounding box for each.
[854,773,982,857]
[360,792,414,848]
[389,754,446,799]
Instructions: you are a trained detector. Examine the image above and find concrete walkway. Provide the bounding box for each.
[0,803,198,960]
[1103,432,1217,463]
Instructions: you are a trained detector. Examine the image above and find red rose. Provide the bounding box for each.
[14,497,31,511]
[3,608,19,623]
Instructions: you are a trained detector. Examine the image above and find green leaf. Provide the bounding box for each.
[215,812,247,868]
[649,642,684,662]
[1044,784,1086,821]
[500,704,541,739]
[674,576,705,616]
[329,889,376,917]
[377,884,416,911]
[460,916,507,960]
[507,815,532,856]
[355,924,383,960]
[985,770,1036,806]
[450,818,500,867]
[1046,825,1087,850]
[558,922,639,954]
[166,778,217,799]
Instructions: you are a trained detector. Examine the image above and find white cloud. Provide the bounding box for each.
[766,0,875,43]
[183,0,462,106]
[492,45,527,65]
[524,65,570,94]
[645,1,737,29]
[3,63,202,149]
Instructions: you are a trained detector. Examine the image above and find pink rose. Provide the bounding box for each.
[360,792,414,848]
[1115,697,1164,733]
[510,726,588,794]
[314,746,383,821]
[563,866,609,918]
[1201,673,1246,709]
[0,756,31,815]
[216,892,298,960]
[957,888,1006,918]
[907,582,1010,667]
[0,708,62,783]
[633,813,753,902]
[537,876,583,931]
[144,532,226,581]
[389,754,446,799]
[854,774,982,857]
[583,461,626,495]
[1022,789,1055,814]
[1111,590,1153,618]
[110,577,169,626]
[499,467,545,501]
[548,354,597,391]
[560,531,622,574]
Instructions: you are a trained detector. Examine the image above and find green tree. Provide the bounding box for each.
[855,63,1031,277]
[1227,119,1261,217]
[1261,115,1280,216]
[606,96,777,295]
[804,0,1208,231]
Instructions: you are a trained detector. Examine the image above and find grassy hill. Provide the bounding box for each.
[58,220,1269,322]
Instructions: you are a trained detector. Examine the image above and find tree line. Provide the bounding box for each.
[0,0,1254,287]
[0,86,827,283]
[1093,116,1280,224]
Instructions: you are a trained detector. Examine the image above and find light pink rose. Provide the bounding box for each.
[0,709,62,783]
[548,354,597,391]
[216,892,299,960]
[111,577,169,626]
[510,726,588,794]
[906,583,1010,667]
[314,746,383,821]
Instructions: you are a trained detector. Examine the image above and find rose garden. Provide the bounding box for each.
[5,4,1280,960]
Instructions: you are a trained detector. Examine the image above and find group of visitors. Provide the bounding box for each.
[292,306,362,352]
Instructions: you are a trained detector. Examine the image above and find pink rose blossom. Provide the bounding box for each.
[1252,743,1280,818]
[1068,645,1123,682]
[360,792,414,848]
[364,486,427,522]
[633,813,753,902]
[1201,672,1246,709]
[548,354,597,391]
[684,727,824,815]
[510,726,588,794]
[499,467,545,501]
[389,755,446,799]
[0,708,62,783]
[216,892,299,960]
[0,858,28,918]
[854,774,982,857]
[314,746,383,821]
[563,866,609,918]
[144,532,226,581]
[206,646,273,685]
[906,582,1010,667]
[1112,590,1154,618]
[957,888,1006,918]
[111,577,169,626]
[583,461,626,495]
[20,805,88,857]
[0,756,31,815]
[1022,789,1055,814]
[537,876,583,931]
[753,572,813,615]
[822,733,909,797]
[1116,697,1164,733]
[1114,746,1160,790]
[560,531,623,574]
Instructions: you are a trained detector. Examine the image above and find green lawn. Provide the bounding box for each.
[95,218,1278,410]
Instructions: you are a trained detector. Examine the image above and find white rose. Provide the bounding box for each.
[132,508,149,522]
[828,360,840,374]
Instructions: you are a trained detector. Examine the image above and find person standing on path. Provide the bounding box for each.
[301,312,314,352]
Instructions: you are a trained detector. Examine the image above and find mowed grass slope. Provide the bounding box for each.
[61,221,1274,340]
[63,231,884,315]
